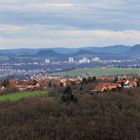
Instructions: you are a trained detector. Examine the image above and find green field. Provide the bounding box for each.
[0,56,9,62]
[0,90,48,101]
[53,68,140,77]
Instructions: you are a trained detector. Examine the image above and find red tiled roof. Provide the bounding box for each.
[95,82,120,92]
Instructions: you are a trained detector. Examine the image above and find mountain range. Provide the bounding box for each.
[0,44,139,60]
[46,45,131,54]
[125,44,140,56]
[33,44,140,59]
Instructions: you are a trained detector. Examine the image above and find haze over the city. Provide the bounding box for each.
[0,0,139,49]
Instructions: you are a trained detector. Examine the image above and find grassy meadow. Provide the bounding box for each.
[0,90,48,101]
[53,68,140,77]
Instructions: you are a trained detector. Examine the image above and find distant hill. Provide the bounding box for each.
[52,45,131,54]
[125,44,140,54]
[124,44,140,58]
[35,50,68,60]
[89,45,131,54]
[33,49,125,60]
[37,50,59,57]
[0,44,137,61]
[75,50,95,55]
[51,48,80,54]
[35,49,97,59]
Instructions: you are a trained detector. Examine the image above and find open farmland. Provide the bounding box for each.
[0,90,48,101]
[53,68,140,77]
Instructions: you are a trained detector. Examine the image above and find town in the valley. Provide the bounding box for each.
[0,56,140,79]
[0,73,139,96]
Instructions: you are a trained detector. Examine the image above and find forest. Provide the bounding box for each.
[0,87,140,140]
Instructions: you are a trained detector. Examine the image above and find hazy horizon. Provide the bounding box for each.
[0,0,139,49]
[0,44,136,50]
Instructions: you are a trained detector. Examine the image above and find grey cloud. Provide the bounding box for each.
[0,0,139,30]
[0,0,139,48]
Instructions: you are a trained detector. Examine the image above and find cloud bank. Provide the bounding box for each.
[0,0,139,48]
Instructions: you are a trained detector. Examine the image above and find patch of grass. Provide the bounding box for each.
[53,68,140,77]
[0,90,48,101]
[0,56,9,61]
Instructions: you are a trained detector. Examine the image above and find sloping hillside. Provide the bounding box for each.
[0,90,140,140]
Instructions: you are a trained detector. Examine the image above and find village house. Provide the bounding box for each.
[116,77,138,89]
[60,78,80,87]
[122,79,138,89]
[93,82,121,93]
[94,77,138,93]
[15,84,40,91]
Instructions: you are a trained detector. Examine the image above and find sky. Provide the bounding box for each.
[0,0,140,49]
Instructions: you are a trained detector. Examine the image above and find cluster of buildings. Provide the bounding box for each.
[44,57,139,68]
[0,76,81,93]
[0,57,139,80]
[92,77,138,93]
[0,73,139,95]
[44,57,100,64]
[69,57,100,64]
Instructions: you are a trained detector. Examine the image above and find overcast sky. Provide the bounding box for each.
[0,0,139,49]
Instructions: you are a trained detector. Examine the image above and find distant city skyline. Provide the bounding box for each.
[0,0,139,49]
